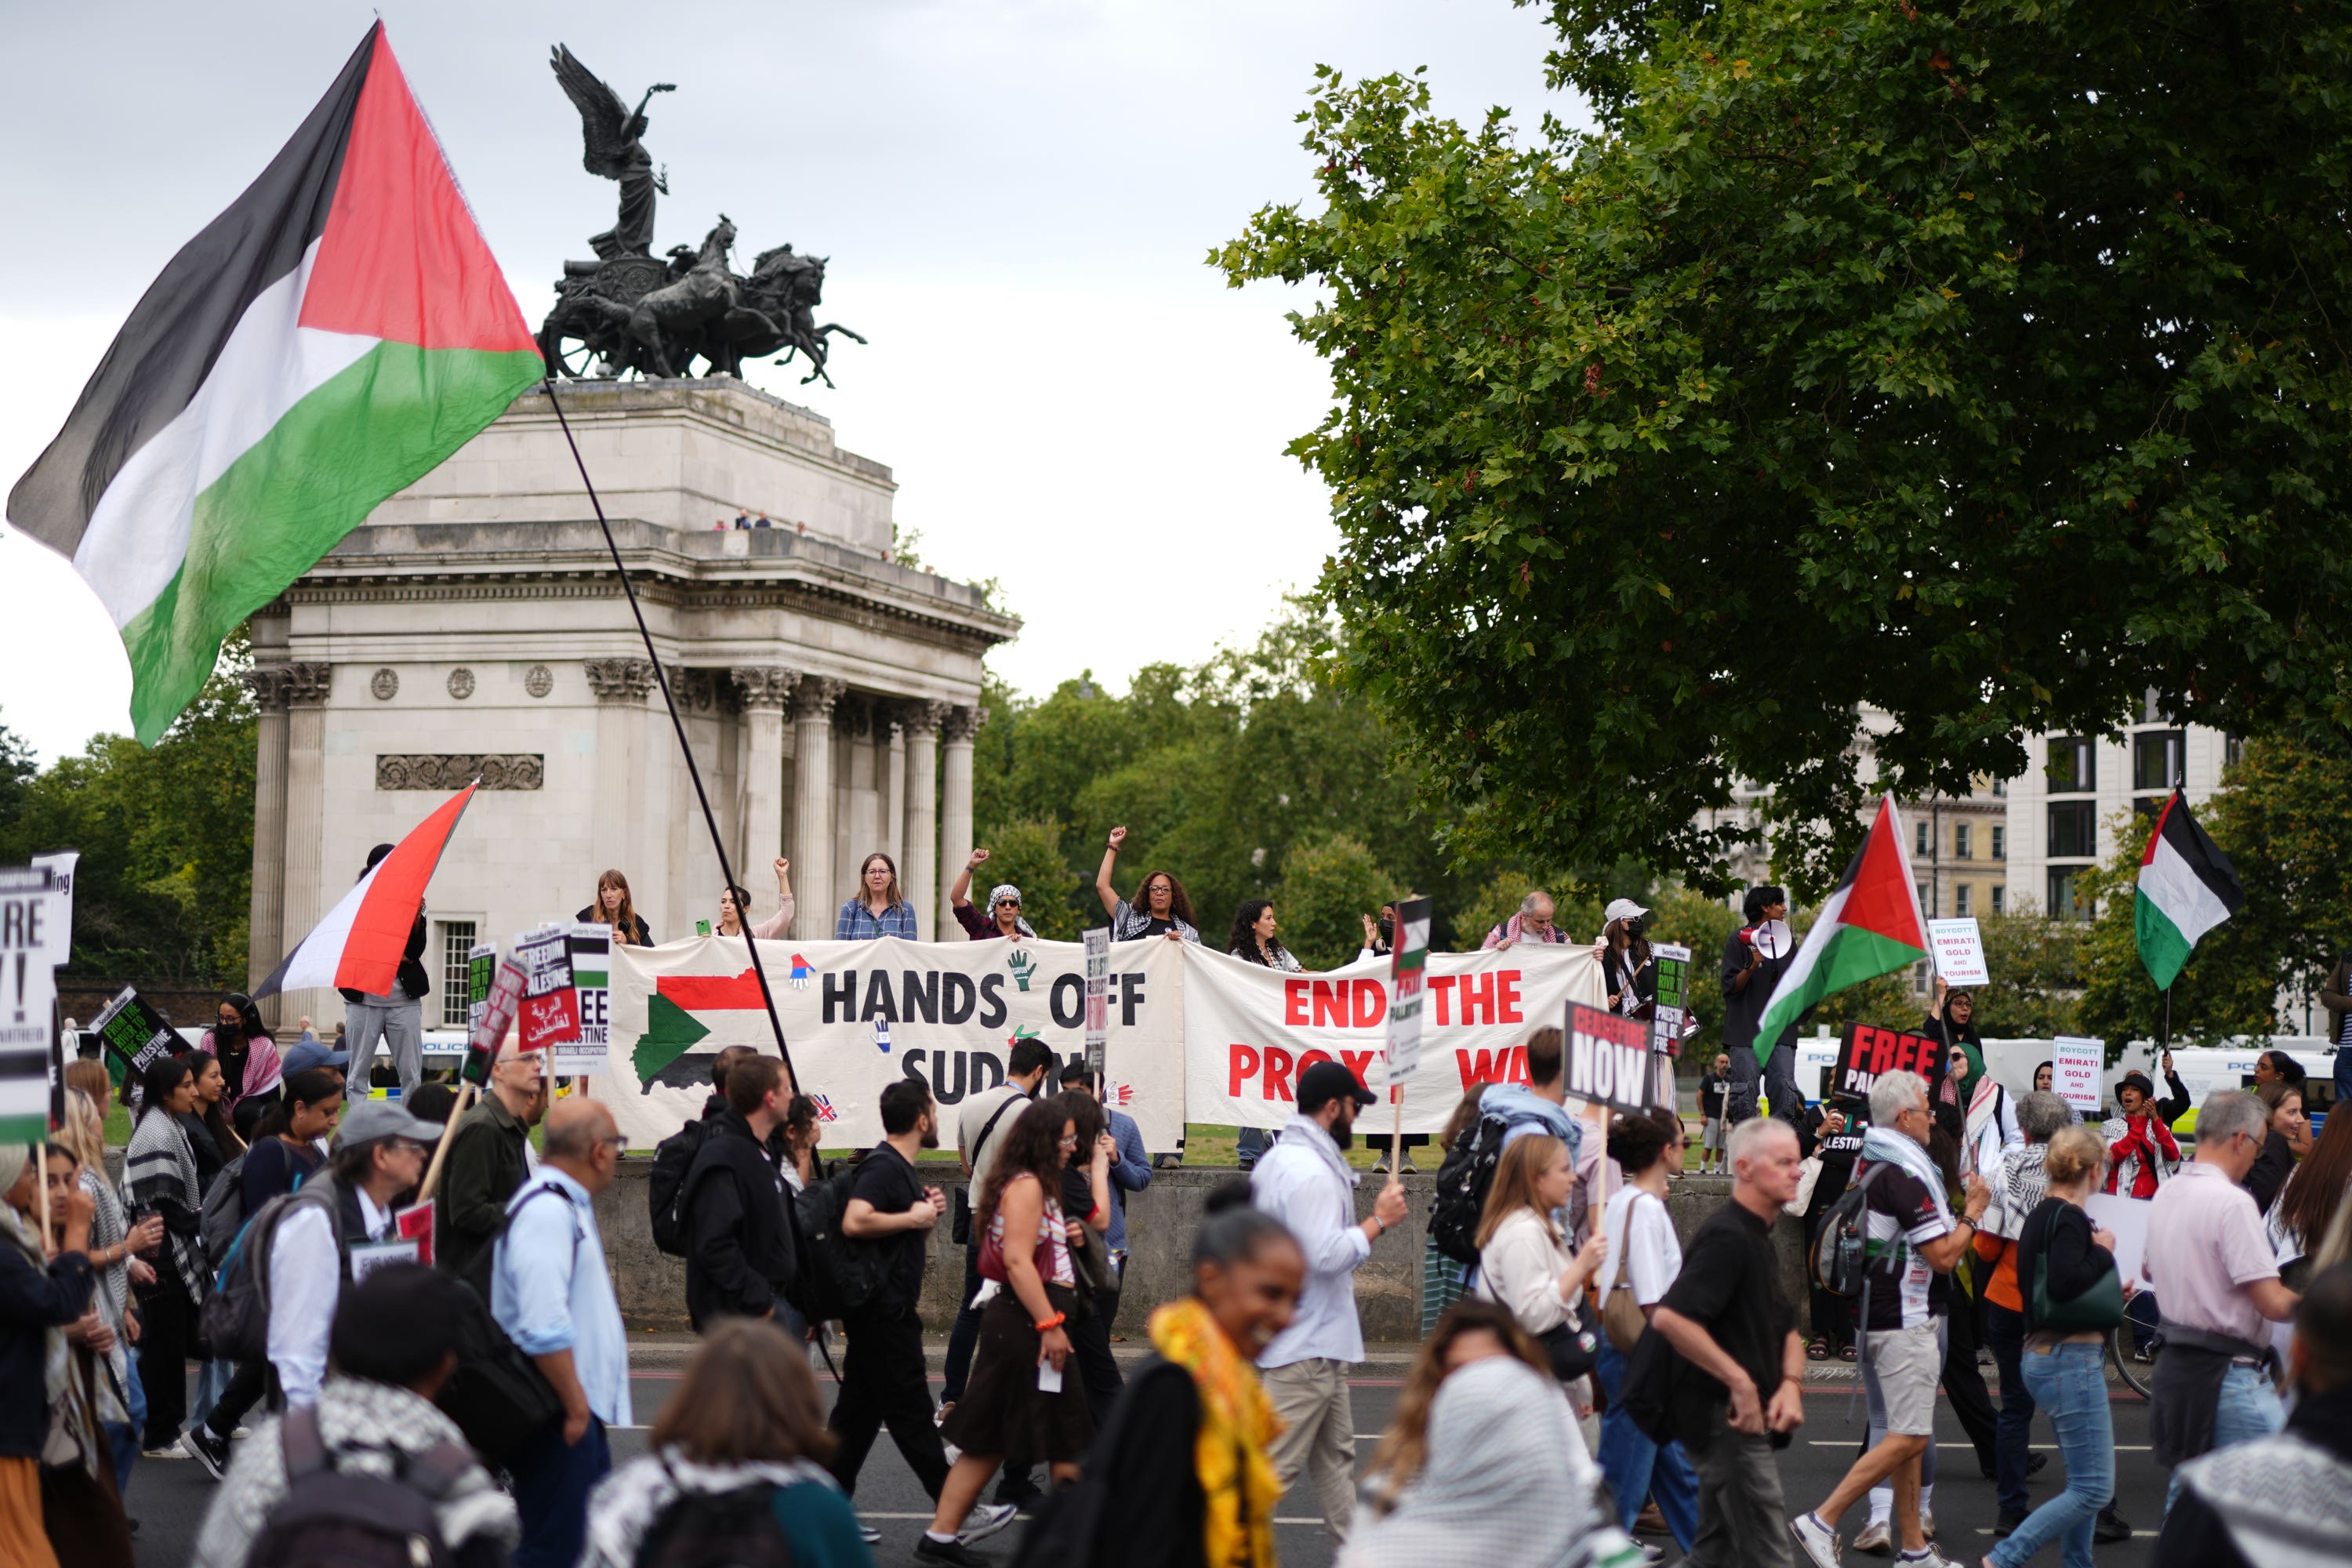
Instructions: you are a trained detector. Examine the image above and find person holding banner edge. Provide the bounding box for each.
[1095,827,1202,943]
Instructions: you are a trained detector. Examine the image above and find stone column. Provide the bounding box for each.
[728,667,797,887]
[585,657,659,917]
[792,677,846,931]
[241,667,295,1014]
[938,704,983,942]
[278,662,334,1024]
[884,710,908,881]
[905,703,945,941]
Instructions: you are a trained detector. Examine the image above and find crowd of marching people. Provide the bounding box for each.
[9,850,2351,1568]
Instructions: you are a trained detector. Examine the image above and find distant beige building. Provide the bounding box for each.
[244,378,1016,1028]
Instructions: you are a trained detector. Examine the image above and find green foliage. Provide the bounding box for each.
[1217,2,2352,895]
[1969,907,2085,1039]
[974,602,1551,952]
[2076,732,2352,1047]
[1271,833,1396,968]
[0,656,257,988]
[969,820,1087,942]
[1454,866,1609,952]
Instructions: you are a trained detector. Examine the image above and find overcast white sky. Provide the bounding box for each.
[0,0,1575,761]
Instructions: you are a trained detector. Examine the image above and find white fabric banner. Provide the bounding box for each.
[1182,943,1606,1132]
[606,935,1187,1151]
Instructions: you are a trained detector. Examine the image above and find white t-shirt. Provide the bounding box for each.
[1600,1185,1682,1307]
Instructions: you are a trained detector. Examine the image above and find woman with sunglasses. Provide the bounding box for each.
[1095,827,1201,944]
[949,848,1038,941]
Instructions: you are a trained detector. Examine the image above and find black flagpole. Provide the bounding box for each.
[540,378,798,1089]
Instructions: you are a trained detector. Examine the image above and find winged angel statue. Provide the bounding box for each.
[550,45,673,259]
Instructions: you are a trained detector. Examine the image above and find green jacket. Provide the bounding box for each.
[437,1091,529,1292]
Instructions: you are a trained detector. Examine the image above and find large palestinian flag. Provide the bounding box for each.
[256,782,478,1000]
[1755,795,1930,1044]
[6,24,542,743]
[2135,789,2243,990]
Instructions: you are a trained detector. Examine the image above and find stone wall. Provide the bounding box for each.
[593,1161,1815,1341]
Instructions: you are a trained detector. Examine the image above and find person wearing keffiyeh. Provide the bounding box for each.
[125,1054,209,1453]
[949,848,1039,939]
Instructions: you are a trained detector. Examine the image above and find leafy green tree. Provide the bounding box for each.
[2,663,256,987]
[1217,1,2352,894]
[964,819,1087,942]
[1969,906,2085,1039]
[1270,833,1397,969]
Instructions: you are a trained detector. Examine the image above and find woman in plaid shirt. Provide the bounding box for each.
[835,851,920,938]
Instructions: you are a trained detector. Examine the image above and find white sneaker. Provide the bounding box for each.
[957,1502,1019,1544]
[1919,1512,1936,1541]
[1791,1512,1843,1568]
[1853,1518,1893,1553]
[1893,1548,1960,1568]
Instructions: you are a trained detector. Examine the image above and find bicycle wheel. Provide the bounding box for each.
[2108,1326,2151,1397]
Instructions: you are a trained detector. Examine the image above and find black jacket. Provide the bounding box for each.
[683,1110,797,1330]
[339,911,429,1004]
[0,1244,93,1459]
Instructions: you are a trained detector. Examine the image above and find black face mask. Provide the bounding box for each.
[1624,917,1645,940]
[1377,916,1394,944]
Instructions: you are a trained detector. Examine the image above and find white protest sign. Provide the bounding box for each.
[0,866,62,1142]
[1385,896,1434,1086]
[1926,918,1990,987]
[2083,1192,2151,1290]
[1082,927,1109,1080]
[2053,1036,2106,1114]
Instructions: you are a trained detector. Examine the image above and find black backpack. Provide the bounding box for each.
[635,1464,795,1568]
[649,1116,715,1258]
[1428,1104,1517,1265]
[247,1403,470,1568]
[788,1167,891,1322]
[1809,1161,1895,1300]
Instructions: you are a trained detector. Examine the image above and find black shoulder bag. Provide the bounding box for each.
[953,1093,1024,1246]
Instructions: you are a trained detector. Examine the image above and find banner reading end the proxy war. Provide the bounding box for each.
[607,935,1188,1151]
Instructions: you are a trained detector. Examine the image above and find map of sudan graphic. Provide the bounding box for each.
[632,966,771,1092]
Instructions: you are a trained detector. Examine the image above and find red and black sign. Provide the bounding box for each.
[1833,1022,1949,1103]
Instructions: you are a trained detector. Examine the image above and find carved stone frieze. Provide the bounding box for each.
[376,754,544,791]
[368,668,399,701]
[242,668,297,712]
[285,662,334,706]
[792,675,847,722]
[583,657,659,703]
[942,704,985,744]
[729,666,798,711]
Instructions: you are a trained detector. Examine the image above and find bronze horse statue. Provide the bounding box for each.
[593,216,784,379]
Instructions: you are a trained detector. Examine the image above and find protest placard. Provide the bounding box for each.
[1648,940,1693,1058]
[0,866,61,1143]
[1083,927,1109,1080]
[515,927,579,1054]
[1385,896,1434,1088]
[90,984,177,1091]
[1926,918,1990,987]
[1833,1022,1944,1102]
[1566,1000,1669,1112]
[554,924,610,1075]
[2053,1036,2106,1113]
[465,952,527,1083]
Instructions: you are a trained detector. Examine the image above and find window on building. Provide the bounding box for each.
[2132,729,2185,794]
[2224,734,2242,771]
[1954,823,1973,860]
[1954,884,1973,916]
[1915,820,1932,858]
[1991,825,2006,860]
[1917,880,1933,915]
[2048,868,2086,920]
[1991,775,2007,799]
[2049,800,2097,859]
[1991,884,2005,915]
[1911,960,1932,993]
[2048,735,2096,793]
[437,920,477,1028]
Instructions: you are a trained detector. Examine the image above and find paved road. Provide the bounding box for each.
[127,1366,2165,1566]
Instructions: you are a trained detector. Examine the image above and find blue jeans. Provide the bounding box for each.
[106,1353,147,1491]
[187,1356,231,1430]
[1238,1125,1270,1168]
[2163,1363,2283,1514]
[2125,1287,2160,1354]
[1992,1341,2112,1568]
[1984,1303,2035,1520]
[1595,1336,1699,1549]
[509,1417,609,1568]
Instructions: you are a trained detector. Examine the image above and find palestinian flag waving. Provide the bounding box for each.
[1755,795,1931,1044]
[2135,789,2244,990]
[256,782,478,1000]
[6,24,542,743]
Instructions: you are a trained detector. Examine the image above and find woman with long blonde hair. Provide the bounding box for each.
[578,869,653,946]
[1472,1134,1609,1393]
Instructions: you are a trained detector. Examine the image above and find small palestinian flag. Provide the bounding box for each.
[256,782,478,999]
[1755,796,1931,1044]
[6,25,541,743]
[2135,789,2244,990]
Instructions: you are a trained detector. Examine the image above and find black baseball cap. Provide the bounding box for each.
[2118,1071,2156,1101]
[1297,1060,1377,1114]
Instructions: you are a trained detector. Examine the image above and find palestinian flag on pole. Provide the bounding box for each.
[5,24,542,744]
[2135,789,2243,990]
[256,782,478,999]
[1755,795,1931,1044]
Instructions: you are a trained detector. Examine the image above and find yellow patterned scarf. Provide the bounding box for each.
[1147,1297,1283,1568]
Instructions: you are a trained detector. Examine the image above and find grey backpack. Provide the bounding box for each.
[199,1181,338,1363]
